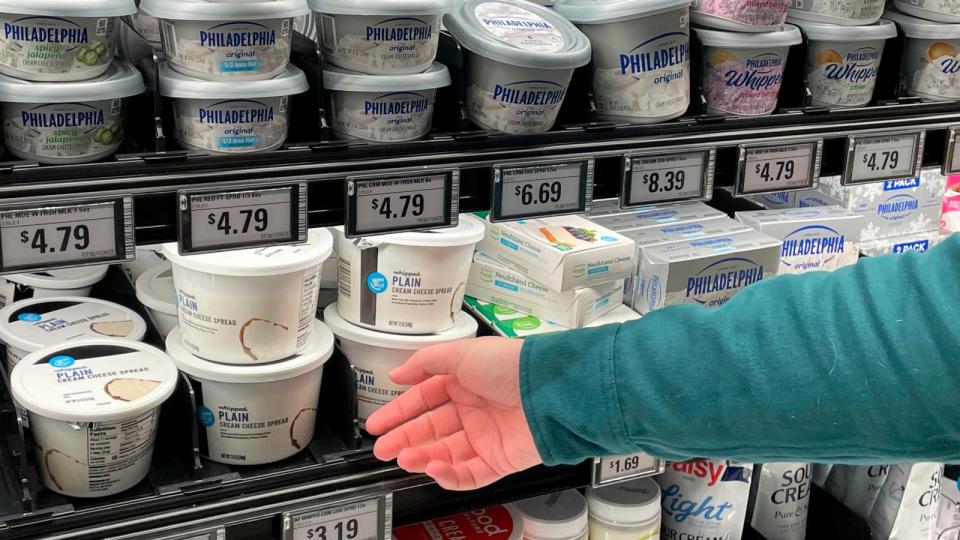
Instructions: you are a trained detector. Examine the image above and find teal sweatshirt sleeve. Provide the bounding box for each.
[520,233,960,466]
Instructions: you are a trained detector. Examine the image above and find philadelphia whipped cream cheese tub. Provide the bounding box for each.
[444,0,591,135]
[788,0,884,25]
[885,10,960,101]
[895,0,960,23]
[0,265,108,308]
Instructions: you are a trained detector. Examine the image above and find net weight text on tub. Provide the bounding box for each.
[492,160,593,221]
[622,149,714,207]
[845,132,924,185]
[286,497,386,540]
[738,140,823,195]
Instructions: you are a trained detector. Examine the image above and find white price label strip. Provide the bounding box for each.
[491,159,593,222]
[0,197,134,274]
[845,131,924,185]
[285,496,390,540]
[737,140,823,195]
[593,453,665,487]
[346,170,459,238]
[944,127,960,176]
[622,149,715,208]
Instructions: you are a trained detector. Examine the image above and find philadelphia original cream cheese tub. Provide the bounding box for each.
[10,339,177,497]
[0,265,108,308]
[444,0,591,135]
[0,0,135,81]
[885,10,960,101]
[0,61,144,164]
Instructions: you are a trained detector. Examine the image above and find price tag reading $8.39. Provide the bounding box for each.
[288,498,383,540]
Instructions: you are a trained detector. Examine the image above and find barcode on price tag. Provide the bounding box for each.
[283,495,391,540]
[345,169,459,238]
[843,131,924,185]
[0,197,134,274]
[592,453,665,487]
[736,140,823,196]
[105,525,225,539]
[621,148,716,208]
[490,159,593,222]
[943,127,960,176]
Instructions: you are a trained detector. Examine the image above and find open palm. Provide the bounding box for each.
[366,337,543,491]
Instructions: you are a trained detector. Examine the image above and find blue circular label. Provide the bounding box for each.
[49,355,75,368]
[601,236,618,242]
[367,272,388,294]
[197,406,215,427]
[17,313,41,323]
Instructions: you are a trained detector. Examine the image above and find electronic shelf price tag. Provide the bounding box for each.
[105,525,225,540]
[490,158,594,222]
[943,127,960,176]
[620,148,716,208]
[177,183,308,255]
[592,453,666,488]
[0,196,135,275]
[735,139,823,196]
[282,493,393,540]
[345,169,459,238]
[843,131,925,186]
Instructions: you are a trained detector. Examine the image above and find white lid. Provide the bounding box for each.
[586,478,661,525]
[142,0,309,20]
[159,62,309,99]
[0,296,147,353]
[512,491,588,540]
[0,61,145,104]
[10,339,177,423]
[337,214,485,248]
[166,321,334,383]
[135,263,177,316]
[308,0,453,16]
[3,265,108,289]
[444,0,592,69]
[324,62,451,92]
[0,0,136,17]
[883,10,960,39]
[161,228,333,277]
[694,24,802,48]
[787,18,896,41]
[553,0,690,23]
[323,304,478,350]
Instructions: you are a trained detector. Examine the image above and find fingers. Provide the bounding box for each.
[425,458,504,491]
[373,402,463,462]
[396,431,475,473]
[366,375,451,436]
[390,341,471,386]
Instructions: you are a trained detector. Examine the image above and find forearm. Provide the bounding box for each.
[521,234,960,465]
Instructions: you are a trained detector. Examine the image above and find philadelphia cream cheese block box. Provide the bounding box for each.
[464,297,640,338]
[635,230,782,314]
[736,206,864,274]
[745,191,798,209]
[476,214,636,292]
[859,230,946,257]
[466,252,623,328]
[589,202,727,232]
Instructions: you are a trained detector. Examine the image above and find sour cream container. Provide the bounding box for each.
[885,10,960,102]
[136,263,178,337]
[10,339,177,498]
[334,215,484,335]
[513,490,589,540]
[308,0,450,75]
[166,321,333,465]
[444,0,592,135]
[553,0,691,124]
[141,0,308,81]
[0,61,145,165]
[0,265,108,308]
[159,62,309,154]
[789,0,884,26]
[324,62,451,142]
[691,0,789,32]
[789,18,896,108]
[895,0,960,23]
[323,304,478,428]
[586,479,662,540]
[162,230,332,365]
[0,0,135,82]
[695,24,801,116]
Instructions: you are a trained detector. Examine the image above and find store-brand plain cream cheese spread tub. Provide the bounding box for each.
[587,478,662,540]
[0,264,108,308]
[135,263,178,337]
[885,10,960,102]
[513,490,589,540]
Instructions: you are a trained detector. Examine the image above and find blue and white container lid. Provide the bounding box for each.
[158,62,309,99]
[142,0,309,20]
[0,62,144,103]
[553,0,691,23]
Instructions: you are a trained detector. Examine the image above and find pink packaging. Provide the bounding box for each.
[692,0,790,31]
[941,174,960,234]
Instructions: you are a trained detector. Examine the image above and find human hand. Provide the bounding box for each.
[366,337,543,491]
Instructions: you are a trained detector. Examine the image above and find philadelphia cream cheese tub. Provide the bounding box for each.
[141,0,309,81]
[0,61,145,164]
[308,0,450,75]
[162,229,332,364]
[895,0,960,23]
[166,321,334,465]
[0,0,135,81]
[885,10,960,101]
[0,296,147,374]
[0,264,108,308]
[691,0,789,32]
[135,263,178,337]
[160,62,309,154]
[324,62,450,142]
[323,304,478,429]
[554,0,690,124]
[10,339,177,498]
[789,0,884,26]
[444,0,592,135]
[335,215,484,334]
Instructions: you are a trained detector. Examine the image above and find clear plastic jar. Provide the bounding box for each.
[512,490,588,540]
[587,478,661,540]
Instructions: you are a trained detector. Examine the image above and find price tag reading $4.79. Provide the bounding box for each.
[738,140,823,195]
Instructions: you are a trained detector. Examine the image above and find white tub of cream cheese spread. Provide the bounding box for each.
[136,263,177,337]
[895,0,960,23]
[885,10,960,101]
[789,0,884,26]
[0,265,108,308]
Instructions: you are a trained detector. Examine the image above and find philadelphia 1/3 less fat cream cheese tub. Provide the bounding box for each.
[10,339,177,498]
[885,10,960,102]
[141,0,308,81]
[0,264,108,308]
[0,0,134,82]
[162,229,332,365]
[443,0,591,135]
[324,62,450,143]
[166,322,333,465]
[553,0,691,124]
[323,304,478,429]
[308,0,450,75]
[160,62,309,154]
[0,61,144,164]
[335,215,484,335]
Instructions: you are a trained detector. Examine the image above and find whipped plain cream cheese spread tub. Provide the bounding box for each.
[513,490,589,540]
[166,322,333,465]
[160,62,308,154]
[0,264,108,308]
[691,0,789,32]
[142,0,308,81]
[323,304,477,429]
[789,0,884,25]
[0,0,135,82]
[335,215,484,335]
[553,0,690,124]
[444,0,591,135]
[162,229,332,365]
[324,62,450,142]
[885,10,960,101]
[10,339,177,498]
[0,61,144,164]
[309,0,450,75]
[135,263,178,337]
